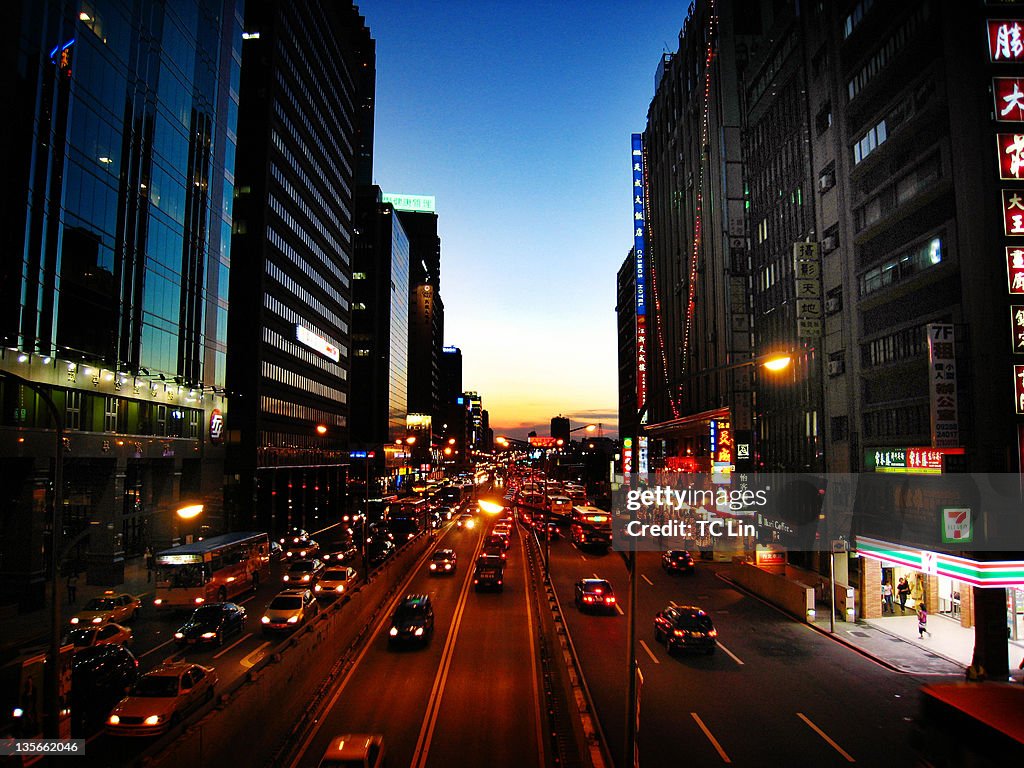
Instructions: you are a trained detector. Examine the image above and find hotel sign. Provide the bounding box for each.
[296,324,340,362]
[632,134,649,412]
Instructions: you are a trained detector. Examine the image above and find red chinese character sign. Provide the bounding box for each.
[995,77,1024,121]
[990,20,1024,62]
[1015,365,1024,415]
[997,133,1024,179]
[1004,190,1024,234]
[1008,248,1024,293]
[636,315,647,410]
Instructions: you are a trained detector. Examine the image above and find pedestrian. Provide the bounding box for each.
[882,581,894,614]
[918,604,931,638]
[66,572,77,604]
[897,577,911,614]
[145,546,155,583]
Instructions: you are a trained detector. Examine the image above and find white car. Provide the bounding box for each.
[314,567,357,596]
[106,662,216,736]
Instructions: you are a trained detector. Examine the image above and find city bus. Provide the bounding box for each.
[571,505,613,549]
[153,531,270,608]
[385,497,430,542]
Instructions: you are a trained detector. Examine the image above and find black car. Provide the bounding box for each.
[174,603,247,647]
[321,544,358,564]
[368,539,396,567]
[388,595,434,646]
[574,579,617,614]
[662,549,696,575]
[70,644,139,736]
[653,604,717,655]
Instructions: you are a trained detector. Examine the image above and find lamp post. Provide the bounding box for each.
[0,370,64,738]
[623,349,795,767]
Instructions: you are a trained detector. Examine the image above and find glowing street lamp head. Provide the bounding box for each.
[177,504,203,520]
[406,436,416,445]
[478,500,504,515]
[315,424,328,435]
[761,354,792,373]
[585,424,597,432]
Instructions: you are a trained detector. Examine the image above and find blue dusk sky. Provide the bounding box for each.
[357,1,689,440]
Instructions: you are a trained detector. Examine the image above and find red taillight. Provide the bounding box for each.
[605,596,616,603]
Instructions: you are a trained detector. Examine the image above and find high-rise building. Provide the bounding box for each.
[0,0,242,603]
[551,416,570,444]
[226,0,370,535]
[350,188,409,447]
[616,250,639,442]
[439,346,463,410]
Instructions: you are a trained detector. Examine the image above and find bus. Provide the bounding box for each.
[153,531,270,608]
[571,505,613,549]
[385,497,430,542]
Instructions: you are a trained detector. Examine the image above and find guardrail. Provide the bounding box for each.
[136,532,434,768]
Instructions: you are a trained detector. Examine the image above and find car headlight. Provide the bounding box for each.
[70,617,80,625]
[201,632,216,639]
[153,599,163,606]
[302,575,310,581]
[144,715,161,726]
[261,616,270,624]
[314,585,322,592]
[92,617,102,624]
[287,615,299,624]
[299,551,307,558]
[414,627,424,636]
[336,585,344,592]
[389,627,399,637]
[108,715,120,725]
[430,564,437,570]
[283,575,290,581]
[174,632,184,639]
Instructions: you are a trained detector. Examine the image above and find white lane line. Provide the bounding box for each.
[240,641,271,669]
[716,640,745,666]
[796,712,856,762]
[641,574,654,586]
[639,640,660,665]
[614,603,624,616]
[138,637,175,659]
[213,631,252,660]
[691,712,732,763]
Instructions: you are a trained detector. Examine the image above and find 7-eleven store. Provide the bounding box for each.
[855,537,1024,641]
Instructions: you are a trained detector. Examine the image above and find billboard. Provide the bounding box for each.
[381,193,436,213]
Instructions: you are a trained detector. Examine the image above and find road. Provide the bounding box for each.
[545,539,951,767]
[290,494,545,768]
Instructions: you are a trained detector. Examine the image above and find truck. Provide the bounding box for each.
[473,554,505,592]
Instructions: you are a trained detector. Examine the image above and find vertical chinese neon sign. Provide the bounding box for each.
[632,134,649,475]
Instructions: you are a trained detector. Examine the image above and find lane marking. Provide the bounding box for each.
[520,530,546,767]
[286,536,449,768]
[691,712,732,763]
[241,641,271,669]
[213,631,253,659]
[410,534,485,768]
[716,640,745,666]
[641,574,654,586]
[614,602,624,615]
[796,712,856,762]
[138,637,175,659]
[639,639,660,665]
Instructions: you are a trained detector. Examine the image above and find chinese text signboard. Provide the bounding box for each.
[1008,247,1024,293]
[927,324,959,447]
[793,242,822,338]
[632,134,648,412]
[994,76,1024,120]
[989,20,1024,62]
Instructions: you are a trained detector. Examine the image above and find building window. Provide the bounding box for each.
[843,0,875,39]
[815,102,832,135]
[859,236,943,297]
[156,404,167,436]
[104,397,119,433]
[852,119,887,165]
[66,390,82,431]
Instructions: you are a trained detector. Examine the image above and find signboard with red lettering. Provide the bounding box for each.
[989,20,1024,62]
[1015,365,1024,415]
[995,77,1024,120]
[998,133,1024,179]
[1008,247,1024,293]
[528,436,559,448]
[636,315,648,409]
[1013,305,1024,353]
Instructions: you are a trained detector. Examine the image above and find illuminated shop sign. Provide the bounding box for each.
[927,324,959,447]
[1008,247,1024,293]
[631,134,648,411]
[296,324,340,362]
[994,76,1024,120]
[988,19,1024,63]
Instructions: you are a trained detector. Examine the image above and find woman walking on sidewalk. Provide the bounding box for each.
[918,604,931,638]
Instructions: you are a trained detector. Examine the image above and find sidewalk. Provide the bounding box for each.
[808,608,1024,679]
[0,557,154,658]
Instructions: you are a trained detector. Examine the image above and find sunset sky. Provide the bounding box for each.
[359,1,688,439]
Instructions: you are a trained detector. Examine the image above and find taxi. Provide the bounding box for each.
[69,591,141,626]
[63,622,133,650]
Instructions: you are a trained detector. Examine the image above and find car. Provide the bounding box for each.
[574,579,617,614]
[367,539,396,567]
[436,505,454,521]
[317,733,385,768]
[457,512,475,530]
[662,549,696,575]
[261,589,319,633]
[473,555,505,591]
[493,522,512,536]
[482,540,507,560]
[106,661,217,736]
[388,595,434,646]
[283,558,325,585]
[173,603,246,647]
[544,522,560,539]
[69,591,141,626]
[315,566,357,596]
[71,644,139,735]
[63,622,133,650]
[653,604,717,655]
[486,532,510,552]
[428,510,443,529]
[284,539,320,561]
[269,541,284,562]
[321,545,358,564]
[280,529,310,547]
[429,549,457,575]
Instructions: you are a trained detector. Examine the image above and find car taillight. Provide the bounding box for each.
[709,629,718,637]
[195,597,204,604]
[605,596,616,603]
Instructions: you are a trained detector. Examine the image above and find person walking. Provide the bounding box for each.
[897,577,911,614]
[882,581,894,614]
[145,546,155,583]
[918,604,931,638]
[66,572,77,603]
